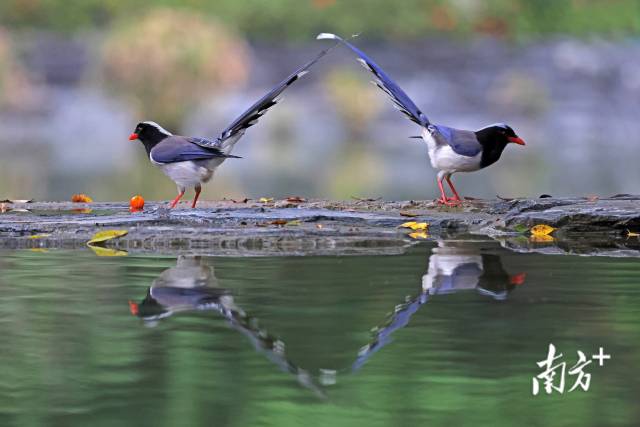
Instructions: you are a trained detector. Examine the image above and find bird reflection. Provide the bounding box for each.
[128,256,325,398]
[353,240,526,372]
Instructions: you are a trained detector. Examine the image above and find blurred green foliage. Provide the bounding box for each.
[101,8,249,129]
[1,0,640,40]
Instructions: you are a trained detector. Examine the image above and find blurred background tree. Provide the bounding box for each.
[101,8,249,130]
[1,0,639,40]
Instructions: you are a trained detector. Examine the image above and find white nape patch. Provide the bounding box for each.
[142,121,173,136]
[477,122,508,131]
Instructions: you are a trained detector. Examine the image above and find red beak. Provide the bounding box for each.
[128,300,139,316]
[508,136,526,146]
[128,133,139,141]
[509,272,527,286]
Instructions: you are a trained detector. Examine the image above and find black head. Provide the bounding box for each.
[475,123,526,168]
[129,121,173,154]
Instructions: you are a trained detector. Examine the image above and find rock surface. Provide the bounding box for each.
[1,196,639,256]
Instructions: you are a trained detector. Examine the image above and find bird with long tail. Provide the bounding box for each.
[317,33,526,206]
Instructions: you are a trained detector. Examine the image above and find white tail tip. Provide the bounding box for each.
[316,33,340,40]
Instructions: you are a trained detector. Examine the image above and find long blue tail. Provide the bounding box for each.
[317,33,430,127]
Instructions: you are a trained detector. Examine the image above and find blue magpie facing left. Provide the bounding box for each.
[129,41,336,208]
[317,33,526,206]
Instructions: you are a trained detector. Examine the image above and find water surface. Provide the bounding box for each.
[0,240,638,426]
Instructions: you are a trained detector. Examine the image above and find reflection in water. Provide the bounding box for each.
[353,240,526,372]
[128,244,527,393]
[128,256,326,397]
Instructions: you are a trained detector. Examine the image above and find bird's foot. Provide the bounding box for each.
[437,197,461,207]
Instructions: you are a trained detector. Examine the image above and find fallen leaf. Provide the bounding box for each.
[286,196,306,203]
[409,231,429,239]
[87,229,128,245]
[88,245,128,257]
[71,194,93,203]
[513,224,529,234]
[27,234,51,239]
[270,219,288,226]
[400,221,428,230]
[530,234,555,243]
[399,211,420,217]
[316,224,324,229]
[286,220,301,226]
[626,229,639,238]
[259,197,274,203]
[530,224,556,236]
[29,248,49,253]
[399,221,417,228]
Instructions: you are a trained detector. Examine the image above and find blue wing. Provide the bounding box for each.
[318,33,429,127]
[212,43,337,145]
[431,125,482,157]
[150,136,241,164]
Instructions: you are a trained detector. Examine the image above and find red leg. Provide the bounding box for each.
[169,190,185,209]
[191,186,201,209]
[437,176,460,207]
[445,176,462,201]
[437,177,449,204]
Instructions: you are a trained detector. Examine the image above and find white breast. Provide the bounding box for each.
[421,128,482,174]
[155,160,221,188]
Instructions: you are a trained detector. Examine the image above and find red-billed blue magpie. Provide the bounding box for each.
[129,42,336,208]
[317,33,526,206]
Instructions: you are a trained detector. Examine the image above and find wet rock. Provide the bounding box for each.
[1,197,639,256]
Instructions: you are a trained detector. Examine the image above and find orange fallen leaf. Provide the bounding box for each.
[286,196,306,203]
[71,194,93,203]
[530,224,556,236]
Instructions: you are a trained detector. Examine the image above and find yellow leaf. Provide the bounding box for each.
[87,229,128,245]
[409,231,429,239]
[88,245,128,257]
[285,220,301,226]
[399,221,417,228]
[530,234,555,243]
[409,222,428,230]
[259,197,274,203]
[27,234,51,239]
[530,224,556,236]
[627,229,640,238]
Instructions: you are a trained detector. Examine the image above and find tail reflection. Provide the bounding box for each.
[129,256,325,398]
[353,240,526,372]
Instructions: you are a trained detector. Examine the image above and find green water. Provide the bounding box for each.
[0,240,639,427]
